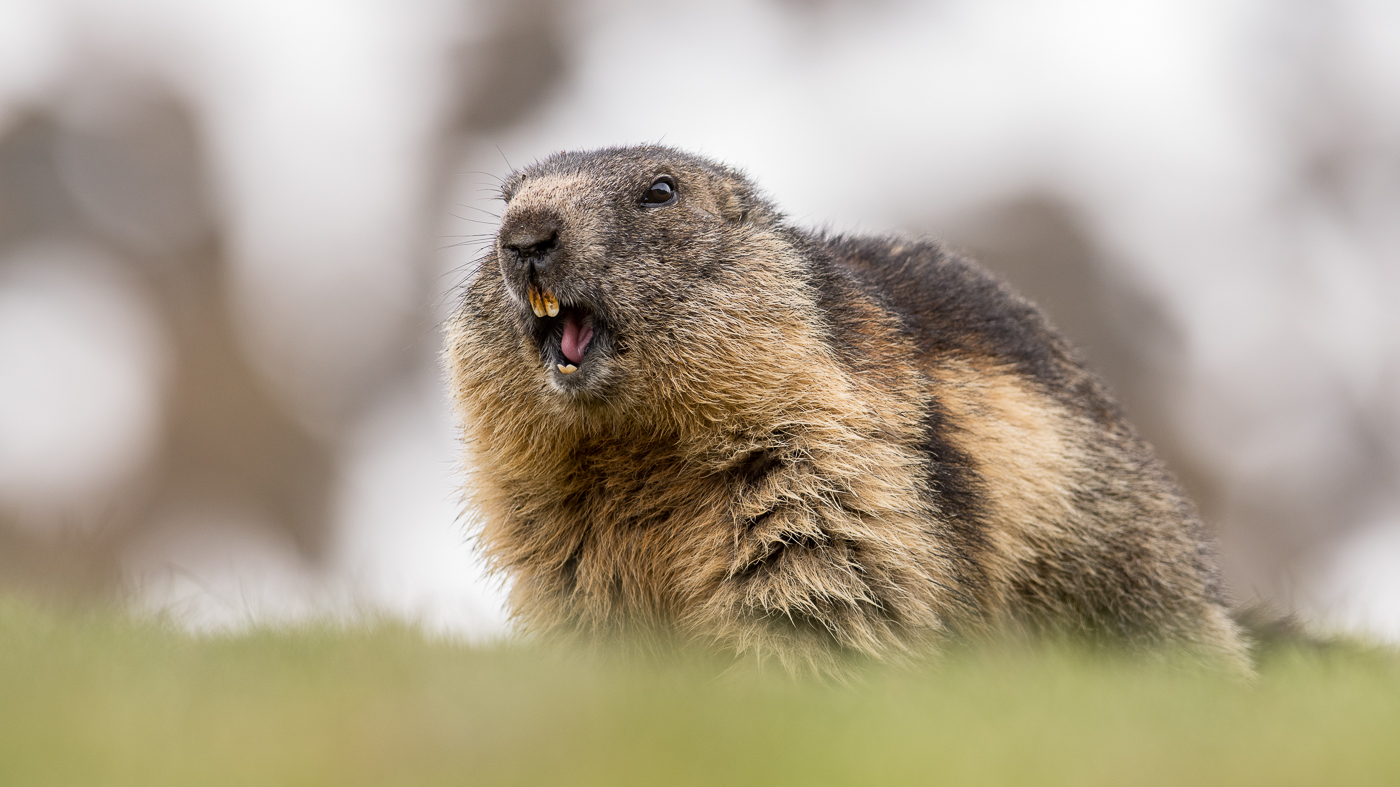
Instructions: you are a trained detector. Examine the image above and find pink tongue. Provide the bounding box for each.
[560,311,593,364]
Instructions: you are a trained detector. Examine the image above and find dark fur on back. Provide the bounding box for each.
[446,145,1250,676]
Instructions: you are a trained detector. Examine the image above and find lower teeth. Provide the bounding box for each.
[557,363,578,374]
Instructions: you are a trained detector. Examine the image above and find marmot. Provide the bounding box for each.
[446,145,1251,676]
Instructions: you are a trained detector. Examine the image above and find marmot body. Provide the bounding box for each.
[447,146,1250,675]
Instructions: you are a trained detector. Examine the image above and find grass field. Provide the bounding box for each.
[2,596,1398,786]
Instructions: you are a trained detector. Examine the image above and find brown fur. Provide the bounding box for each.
[445,146,1251,676]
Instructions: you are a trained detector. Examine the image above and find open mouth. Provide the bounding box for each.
[527,283,598,376]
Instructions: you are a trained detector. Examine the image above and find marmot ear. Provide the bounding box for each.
[715,181,771,226]
[715,182,747,223]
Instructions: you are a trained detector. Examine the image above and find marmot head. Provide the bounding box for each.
[476,145,819,423]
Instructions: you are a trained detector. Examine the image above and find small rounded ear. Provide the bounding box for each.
[716,182,747,223]
[715,180,776,226]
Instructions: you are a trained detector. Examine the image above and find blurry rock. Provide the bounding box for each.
[150,232,336,560]
[54,86,212,261]
[0,114,84,240]
[454,0,569,133]
[0,94,337,596]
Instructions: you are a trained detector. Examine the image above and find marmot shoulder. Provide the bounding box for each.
[446,145,1251,676]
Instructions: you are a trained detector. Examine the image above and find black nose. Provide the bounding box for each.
[500,215,561,270]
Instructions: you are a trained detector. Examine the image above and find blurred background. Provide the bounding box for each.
[0,0,1396,642]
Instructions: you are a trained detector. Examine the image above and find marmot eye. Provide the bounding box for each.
[642,175,676,206]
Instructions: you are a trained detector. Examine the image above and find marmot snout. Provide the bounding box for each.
[447,145,1251,676]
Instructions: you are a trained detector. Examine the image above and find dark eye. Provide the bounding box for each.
[642,175,676,206]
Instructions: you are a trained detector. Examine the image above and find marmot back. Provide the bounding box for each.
[446,145,1250,676]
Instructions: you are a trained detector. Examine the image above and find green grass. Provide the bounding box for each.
[2,596,1398,786]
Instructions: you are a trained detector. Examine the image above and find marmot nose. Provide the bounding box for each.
[500,216,561,271]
